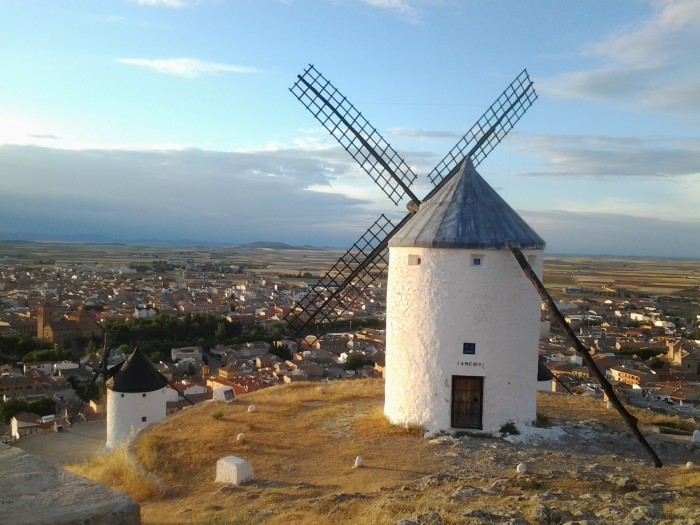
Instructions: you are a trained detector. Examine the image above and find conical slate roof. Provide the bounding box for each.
[389,159,545,250]
[106,348,168,393]
[537,360,554,382]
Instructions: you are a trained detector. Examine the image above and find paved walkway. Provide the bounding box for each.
[13,419,106,466]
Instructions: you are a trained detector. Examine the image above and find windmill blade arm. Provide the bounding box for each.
[291,65,420,206]
[427,69,537,187]
[510,246,662,468]
[84,344,114,400]
[285,213,411,335]
[85,368,103,396]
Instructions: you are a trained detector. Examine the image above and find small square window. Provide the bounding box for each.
[408,254,421,266]
[142,393,146,397]
[141,416,147,422]
[463,342,476,355]
[120,393,124,398]
[471,255,484,267]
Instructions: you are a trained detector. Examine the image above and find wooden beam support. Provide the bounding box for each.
[510,246,662,468]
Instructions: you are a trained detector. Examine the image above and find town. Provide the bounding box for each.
[1,242,699,443]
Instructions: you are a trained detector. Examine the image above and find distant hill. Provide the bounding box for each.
[237,241,320,250]
[0,236,331,250]
[238,241,295,249]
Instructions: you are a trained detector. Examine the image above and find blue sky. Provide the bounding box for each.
[1,0,699,258]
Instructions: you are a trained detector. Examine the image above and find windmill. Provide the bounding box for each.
[85,341,195,450]
[104,347,170,450]
[286,64,541,430]
[285,65,662,467]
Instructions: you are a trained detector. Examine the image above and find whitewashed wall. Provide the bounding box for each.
[384,246,543,434]
[105,387,167,450]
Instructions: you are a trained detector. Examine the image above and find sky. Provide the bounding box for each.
[1,0,699,259]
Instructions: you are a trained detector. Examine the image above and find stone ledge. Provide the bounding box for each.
[0,443,140,525]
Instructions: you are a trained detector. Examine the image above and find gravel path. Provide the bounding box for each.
[13,419,106,465]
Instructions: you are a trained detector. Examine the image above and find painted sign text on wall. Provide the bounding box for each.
[457,360,484,368]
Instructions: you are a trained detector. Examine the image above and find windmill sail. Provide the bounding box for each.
[427,69,537,187]
[286,214,403,335]
[291,64,420,205]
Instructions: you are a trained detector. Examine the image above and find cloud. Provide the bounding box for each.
[29,134,58,140]
[515,133,700,179]
[360,0,420,22]
[542,0,700,113]
[0,144,379,247]
[543,67,654,101]
[521,209,700,259]
[583,0,700,68]
[2,144,698,257]
[388,128,462,140]
[117,58,261,78]
[131,0,187,7]
[637,79,700,112]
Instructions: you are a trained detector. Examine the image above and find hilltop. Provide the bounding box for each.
[69,380,699,525]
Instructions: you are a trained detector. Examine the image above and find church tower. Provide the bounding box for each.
[36,301,54,341]
[384,160,545,434]
[105,348,169,450]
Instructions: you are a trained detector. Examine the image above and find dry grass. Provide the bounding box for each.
[135,379,446,524]
[136,379,436,492]
[662,469,700,520]
[538,391,627,427]
[65,446,166,502]
[670,469,700,488]
[537,391,698,432]
[352,407,424,437]
[69,381,698,524]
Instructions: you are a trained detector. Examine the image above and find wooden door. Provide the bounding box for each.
[451,375,483,429]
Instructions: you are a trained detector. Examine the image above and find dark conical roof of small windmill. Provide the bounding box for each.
[106,347,168,393]
[389,159,545,250]
[537,360,554,381]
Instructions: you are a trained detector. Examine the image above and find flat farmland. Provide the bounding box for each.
[1,241,697,305]
[544,256,700,298]
[0,241,347,277]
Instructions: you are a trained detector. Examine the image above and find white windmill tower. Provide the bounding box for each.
[105,348,168,450]
[384,159,544,433]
